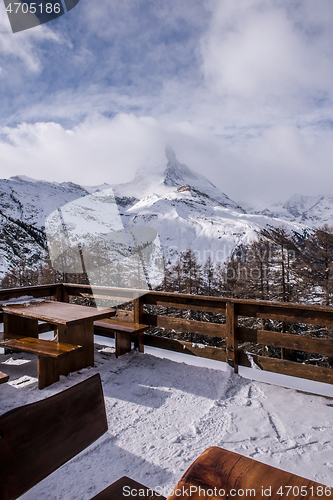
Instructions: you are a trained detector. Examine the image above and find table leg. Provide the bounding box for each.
[3,314,38,354]
[3,314,39,339]
[57,321,94,375]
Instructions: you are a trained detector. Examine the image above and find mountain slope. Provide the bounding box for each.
[112,146,243,211]
[113,148,303,265]
[0,148,327,283]
[0,176,89,282]
[246,194,333,228]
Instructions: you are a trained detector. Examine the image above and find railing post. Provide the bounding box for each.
[54,284,69,303]
[226,301,238,374]
[134,295,145,352]
[134,296,144,324]
[53,285,62,302]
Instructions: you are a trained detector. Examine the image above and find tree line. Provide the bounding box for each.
[2,224,333,308]
[161,225,333,307]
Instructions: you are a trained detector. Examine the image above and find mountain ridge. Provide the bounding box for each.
[0,147,331,283]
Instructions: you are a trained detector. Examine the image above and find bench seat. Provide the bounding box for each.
[0,371,9,384]
[94,319,148,357]
[0,336,82,389]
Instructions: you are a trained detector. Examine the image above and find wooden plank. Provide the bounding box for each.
[136,332,144,353]
[38,322,55,334]
[244,354,333,385]
[0,373,107,500]
[79,292,133,303]
[238,327,333,356]
[4,313,38,339]
[2,302,115,326]
[167,446,327,500]
[38,356,60,389]
[94,323,115,338]
[57,321,94,375]
[62,285,70,303]
[143,314,226,338]
[134,296,144,324]
[94,319,147,334]
[0,284,58,301]
[143,294,226,313]
[144,334,227,362]
[52,285,63,302]
[115,332,132,358]
[113,310,134,322]
[0,337,82,358]
[238,349,252,368]
[63,285,333,326]
[64,284,144,301]
[236,302,333,327]
[91,476,165,500]
[226,302,238,373]
[0,371,9,384]
[234,296,333,313]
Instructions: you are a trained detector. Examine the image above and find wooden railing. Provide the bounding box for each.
[1,283,333,386]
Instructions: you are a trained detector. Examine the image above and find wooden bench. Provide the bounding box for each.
[0,336,82,389]
[94,319,148,357]
[96,446,330,500]
[0,373,108,500]
[166,446,330,499]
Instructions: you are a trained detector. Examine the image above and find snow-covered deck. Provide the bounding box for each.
[1,341,333,499]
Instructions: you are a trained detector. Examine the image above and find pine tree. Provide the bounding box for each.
[298,225,333,306]
[260,227,298,302]
[181,248,202,295]
[202,254,214,296]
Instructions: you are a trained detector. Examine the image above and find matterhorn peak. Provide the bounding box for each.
[113,146,242,211]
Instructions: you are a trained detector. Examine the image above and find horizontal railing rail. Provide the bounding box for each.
[1,283,333,385]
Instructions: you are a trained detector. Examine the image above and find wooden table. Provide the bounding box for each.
[2,301,115,376]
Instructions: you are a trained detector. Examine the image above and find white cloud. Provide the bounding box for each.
[200,0,333,122]
[1,1,333,206]
[2,113,333,207]
[0,10,64,73]
[0,114,166,185]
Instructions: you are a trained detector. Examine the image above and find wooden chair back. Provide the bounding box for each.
[0,373,108,500]
[167,446,329,500]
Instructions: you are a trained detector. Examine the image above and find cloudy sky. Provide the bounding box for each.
[0,0,333,205]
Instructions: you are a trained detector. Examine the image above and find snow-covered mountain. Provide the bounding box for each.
[109,147,304,266]
[0,177,88,280]
[0,147,330,283]
[112,146,243,212]
[245,194,333,227]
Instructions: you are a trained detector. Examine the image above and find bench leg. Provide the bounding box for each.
[115,332,131,358]
[134,332,144,353]
[38,357,60,389]
[0,371,9,384]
